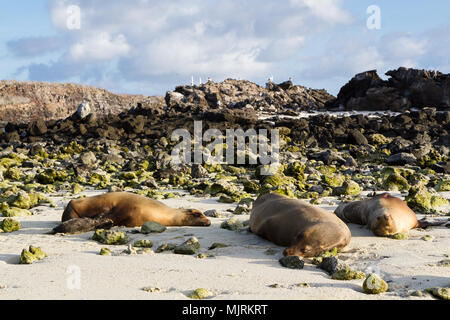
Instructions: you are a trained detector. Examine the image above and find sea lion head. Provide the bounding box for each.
[371,214,397,236]
[282,223,347,258]
[181,209,211,227]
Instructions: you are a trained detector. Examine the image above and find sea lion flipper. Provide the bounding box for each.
[417,218,447,229]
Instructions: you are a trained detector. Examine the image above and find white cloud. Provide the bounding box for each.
[69,32,131,61]
[7,0,449,96]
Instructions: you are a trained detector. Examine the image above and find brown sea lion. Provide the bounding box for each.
[249,193,351,257]
[53,192,210,234]
[334,193,445,236]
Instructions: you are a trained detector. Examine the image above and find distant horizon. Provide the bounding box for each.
[1,1,449,97]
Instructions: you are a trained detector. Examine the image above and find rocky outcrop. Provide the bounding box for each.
[327,67,450,111]
[0,80,164,125]
[166,79,334,114]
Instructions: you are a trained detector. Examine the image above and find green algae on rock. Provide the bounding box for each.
[133,239,153,248]
[332,180,361,196]
[188,288,213,300]
[2,207,32,217]
[406,187,449,213]
[220,217,245,231]
[312,247,339,265]
[174,237,200,255]
[425,287,450,300]
[0,218,20,232]
[331,268,365,280]
[92,229,128,245]
[99,248,112,256]
[390,232,409,240]
[363,273,388,294]
[20,245,47,264]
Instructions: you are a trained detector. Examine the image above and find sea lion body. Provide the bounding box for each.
[61,192,211,228]
[250,193,351,257]
[334,193,419,236]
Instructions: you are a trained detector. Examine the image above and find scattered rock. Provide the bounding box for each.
[331,268,365,280]
[174,237,200,255]
[363,273,388,294]
[99,248,112,256]
[425,287,450,300]
[141,221,167,234]
[390,232,409,240]
[92,229,128,245]
[20,245,47,264]
[188,288,213,300]
[0,218,20,232]
[133,240,153,248]
[279,256,305,269]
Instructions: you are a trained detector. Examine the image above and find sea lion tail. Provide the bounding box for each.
[50,216,114,235]
[417,218,447,229]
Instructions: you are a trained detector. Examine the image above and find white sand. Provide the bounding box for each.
[0,190,449,300]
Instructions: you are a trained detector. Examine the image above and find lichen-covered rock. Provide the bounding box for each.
[2,207,32,217]
[133,239,153,248]
[382,173,410,191]
[421,235,434,241]
[425,287,450,300]
[92,229,128,245]
[174,237,200,255]
[0,218,20,232]
[406,187,449,213]
[312,247,339,265]
[331,268,365,280]
[332,180,361,196]
[20,249,37,264]
[390,232,409,240]
[99,248,112,256]
[20,245,47,264]
[363,273,388,294]
[188,288,213,300]
[4,167,24,180]
[141,221,167,234]
[322,173,345,188]
[220,217,245,231]
[72,183,84,195]
[279,256,305,269]
[435,180,450,192]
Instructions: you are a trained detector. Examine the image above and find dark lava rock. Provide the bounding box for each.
[349,129,368,145]
[318,256,339,275]
[327,67,450,111]
[386,153,417,165]
[279,256,305,269]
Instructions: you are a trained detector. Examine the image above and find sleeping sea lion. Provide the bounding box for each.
[249,193,351,257]
[334,193,445,236]
[52,192,210,234]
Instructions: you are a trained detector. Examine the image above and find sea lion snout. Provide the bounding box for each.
[372,214,397,236]
[182,209,211,226]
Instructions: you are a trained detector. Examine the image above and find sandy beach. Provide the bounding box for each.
[1,190,448,300]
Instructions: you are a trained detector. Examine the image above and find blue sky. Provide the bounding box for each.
[0,0,449,96]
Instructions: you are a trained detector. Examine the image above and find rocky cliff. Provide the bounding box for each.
[0,80,164,125]
[327,67,450,111]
